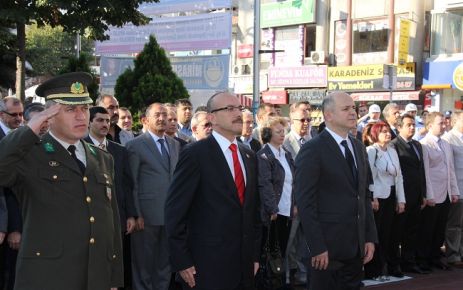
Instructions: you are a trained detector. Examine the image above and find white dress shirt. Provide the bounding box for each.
[148,131,170,155]
[49,131,86,166]
[0,121,11,135]
[89,134,108,150]
[325,127,357,167]
[212,131,247,184]
[267,143,293,217]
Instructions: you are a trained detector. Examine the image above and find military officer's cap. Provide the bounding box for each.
[35,72,93,105]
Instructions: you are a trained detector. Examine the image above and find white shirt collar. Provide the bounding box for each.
[148,130,165,143]
[325,126,349,145]
[426,133,440,143]
[212,131,237,154]
[267,143,284,157]
[88,134,107,147]
[49,130,81,150]
[0,120,11,135]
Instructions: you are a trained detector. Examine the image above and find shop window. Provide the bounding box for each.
[353,28,388,53]
[304,25,316,57]
[431,12,463,55]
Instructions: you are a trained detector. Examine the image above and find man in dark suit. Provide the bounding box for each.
[238,109,261,152]
[389,114,428,274]
[96,94,134,145]
[382,103,400,139]
[0,72,123,290]
[86,106,137,289]
[294,92,377,290]
[0,96,24,290]
[127,103,180,290]
[165,92,261,290]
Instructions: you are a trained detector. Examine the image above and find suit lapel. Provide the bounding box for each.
[208,136,241,206]
[141,132,169,172]
[238,143,254,207]
[289,134,301,156]
[42,133,82,175]
[82,141,99,177]
[166,136,177,176]
[350,136,362,189]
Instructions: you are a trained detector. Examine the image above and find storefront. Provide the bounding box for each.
[423,60,463,112]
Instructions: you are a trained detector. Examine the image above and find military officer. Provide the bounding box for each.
[0,72,123,290]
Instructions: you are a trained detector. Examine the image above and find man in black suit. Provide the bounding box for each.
[0,96,24,290]
[165,92,261,290]
[389,114,428,274]
[86,106,137,289]
[294,92,377,290]
[238,109,261,152]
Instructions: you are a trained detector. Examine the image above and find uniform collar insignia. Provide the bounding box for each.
[49,161,60,167]
[87,143,97,156]
[43,142,55,153]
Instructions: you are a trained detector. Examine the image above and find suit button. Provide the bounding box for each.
[83,176,88,183]
[86,196,92,203]
[52,175,58,180]
[89,216,95,223]
[36,252,41,256]
[358,214,360,219]
[89,238,95,244]
[113,254,116,259]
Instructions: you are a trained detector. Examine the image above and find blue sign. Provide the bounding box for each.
[170,55,230,90]
[423,60,463,87]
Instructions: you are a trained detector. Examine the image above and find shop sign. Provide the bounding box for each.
[237,44,253,58]
[288,89,326,105]
[350,91,420,101]
[261,0,315,28]
[262,90,288,104]
[268,65,327,88]
[328,63,415,92]
[229,75,268,94]
[453,62,463,91]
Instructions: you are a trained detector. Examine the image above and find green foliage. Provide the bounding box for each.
[26,24,93,76]
[59,53,99,101]
[0,21,16,89]
[115,36,189,112]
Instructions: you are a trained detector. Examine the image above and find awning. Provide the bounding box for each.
[350,91,420,101]
[421,84,452,90]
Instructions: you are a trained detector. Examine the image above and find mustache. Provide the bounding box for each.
[232,117,243,124]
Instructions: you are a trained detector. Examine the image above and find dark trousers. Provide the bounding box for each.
[122,233,132,290]
[364,191,395,277]
[417,197,451,265]
[0,243,17,290]
[388,191,422,268]
[309,256,363,290]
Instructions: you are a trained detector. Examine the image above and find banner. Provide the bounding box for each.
[327,63,415,92]
[95,13,231,53]
[139,0,232,15]
[268,66,327,88]
[100,57,135,88]
[170,55,229,90]
[261,0,315,28]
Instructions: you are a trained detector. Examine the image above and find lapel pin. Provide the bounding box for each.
[43,142,55,153]
[246,154,250,158]
[49,161,60,167]
[87,144,97,156]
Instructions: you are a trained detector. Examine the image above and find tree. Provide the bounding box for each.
[115,35,189,112]
[0,0,156,101]
[0,20,16,92]
[26,24,93,76]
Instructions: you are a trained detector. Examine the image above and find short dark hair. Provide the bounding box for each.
[89,106,109,122]
[24,103,44,121]
[397,113,415,128]
[175,98,192,107]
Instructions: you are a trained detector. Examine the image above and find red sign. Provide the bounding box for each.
[237,44,253,58]
[350,91,420,101]
[262,91,288,104]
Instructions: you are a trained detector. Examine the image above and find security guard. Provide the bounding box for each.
[0,72,123,290]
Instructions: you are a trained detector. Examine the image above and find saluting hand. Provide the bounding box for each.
[26,104,61,136]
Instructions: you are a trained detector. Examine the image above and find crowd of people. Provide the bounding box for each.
[0,72,462,290]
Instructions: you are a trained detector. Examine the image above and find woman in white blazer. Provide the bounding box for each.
[364,121,405,281]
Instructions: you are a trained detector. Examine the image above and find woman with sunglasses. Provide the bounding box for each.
[364,121,405,281]
[257,117,296,288]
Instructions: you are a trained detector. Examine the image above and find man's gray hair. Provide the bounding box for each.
[382,103,398,120]
[0,97,22,111]
[191,111,208,128]
[95,94,115,106]
[321,92,337,114]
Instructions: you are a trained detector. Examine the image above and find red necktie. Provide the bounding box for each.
[229,144,245,205]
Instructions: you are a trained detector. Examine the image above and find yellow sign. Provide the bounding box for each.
[398,19,411,68]
[453,62,463,91]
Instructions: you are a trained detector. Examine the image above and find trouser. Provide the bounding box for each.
[122,232,133,289]
[445,199,463,263]
[416,197,451,265]
[131,225,171,290]
[286,215,310,285]
[309,256,363,290]
[364,191,395,277]
[388,191,422,267]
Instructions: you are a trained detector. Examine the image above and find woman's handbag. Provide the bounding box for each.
[255,221,284,290]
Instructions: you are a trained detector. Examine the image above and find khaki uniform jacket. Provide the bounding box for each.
[0,127,123,290]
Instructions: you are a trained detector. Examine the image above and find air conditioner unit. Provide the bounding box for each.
[309,51,326,64]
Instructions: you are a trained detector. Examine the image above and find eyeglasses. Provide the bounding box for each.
[200,122,212,128]
[293,118,311,123]
[2,111,23,118]
[210,105,245,113]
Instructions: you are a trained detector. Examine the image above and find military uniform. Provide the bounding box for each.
[0,72,123,290]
